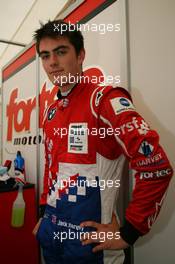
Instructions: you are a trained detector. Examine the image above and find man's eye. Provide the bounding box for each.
[56,50,66,56]
[41,54,49,60]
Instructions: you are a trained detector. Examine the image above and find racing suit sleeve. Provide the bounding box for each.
[98,87,173,245]
[39,132,49,217]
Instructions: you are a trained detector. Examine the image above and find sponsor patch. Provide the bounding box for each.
[95,90,104,106]
[138,141,154,157]
[48,107,57,121]
[68,123,88,154]
[110,97,135,115]
[140,168,172,180]
[120,117,150,136]
[136,153,164,167]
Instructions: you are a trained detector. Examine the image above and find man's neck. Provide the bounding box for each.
[59,82,76,95]
[59,71,83,94]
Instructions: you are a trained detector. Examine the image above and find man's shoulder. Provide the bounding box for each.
[90,84,131,98]
[90,85,132,114]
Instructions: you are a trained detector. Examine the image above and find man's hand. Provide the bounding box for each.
[80,213,129,252]
[32,218,42,236]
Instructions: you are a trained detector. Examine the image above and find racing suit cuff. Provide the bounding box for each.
[39,204,46,218]
[119,220,142,245]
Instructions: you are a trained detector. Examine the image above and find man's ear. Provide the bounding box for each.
[78,48,85,65]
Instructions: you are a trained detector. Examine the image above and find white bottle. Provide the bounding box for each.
[11,184,25,227]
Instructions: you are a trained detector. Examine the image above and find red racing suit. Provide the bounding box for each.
[38,81,173,263]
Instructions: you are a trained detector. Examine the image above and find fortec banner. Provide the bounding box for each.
[6,83,58,142]
[2,0,127,184]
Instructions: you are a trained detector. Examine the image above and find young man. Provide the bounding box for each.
[33,20,173,264]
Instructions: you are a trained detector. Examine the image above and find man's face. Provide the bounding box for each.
[39,36,85,89]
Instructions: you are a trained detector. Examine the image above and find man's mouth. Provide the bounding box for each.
[50,70,64,75]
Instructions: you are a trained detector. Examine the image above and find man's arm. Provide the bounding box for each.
[98,87,173,245]
[33,133,49,235]
[39,134,50,217]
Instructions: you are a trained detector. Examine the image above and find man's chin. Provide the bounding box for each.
[56,82,69,87]
[50,77,69,86]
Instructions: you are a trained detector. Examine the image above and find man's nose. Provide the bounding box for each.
[50,53,59,67]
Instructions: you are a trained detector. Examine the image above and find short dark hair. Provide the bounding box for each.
[34,19,84,55]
